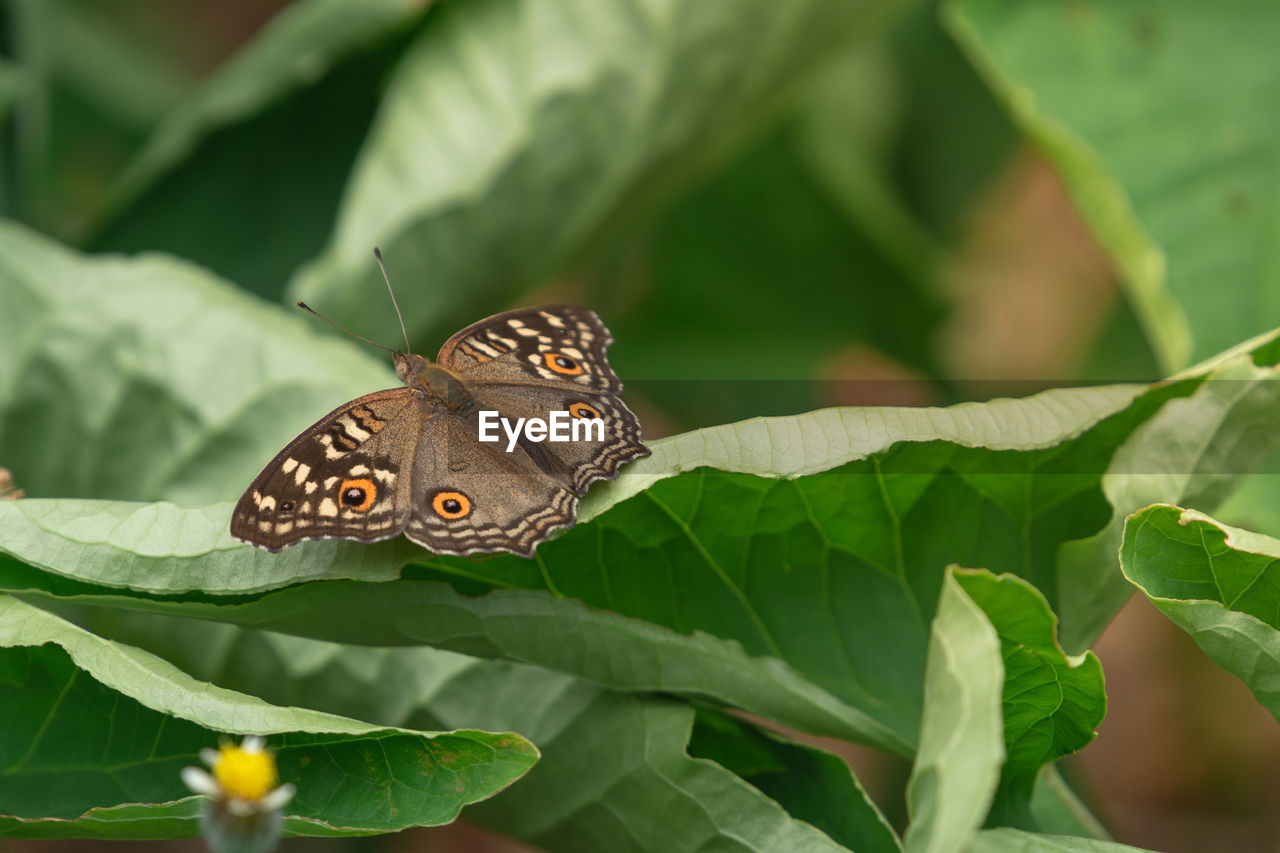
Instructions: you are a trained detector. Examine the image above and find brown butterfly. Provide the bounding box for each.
[231,258,649,557]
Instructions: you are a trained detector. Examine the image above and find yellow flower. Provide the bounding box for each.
[212,740,279,802]
[182,735,295,817]
[182,736,295,853]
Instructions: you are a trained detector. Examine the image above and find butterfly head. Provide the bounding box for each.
[393,351,429,384]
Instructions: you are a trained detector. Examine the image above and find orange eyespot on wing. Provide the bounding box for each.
[568,402,601,419]
[339,478,377,512]
[432,490,472,520]
[544,352,583,375]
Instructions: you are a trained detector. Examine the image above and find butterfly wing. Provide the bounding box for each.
[436,305,623,392]
[470,384,648,495]
[403,410,577,558]
[231,389,420,551]
[436,304,650,495]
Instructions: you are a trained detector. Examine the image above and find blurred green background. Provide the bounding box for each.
[2,0,1277,851]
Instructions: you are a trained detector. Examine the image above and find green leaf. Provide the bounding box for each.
[3,563,907,753]
[289,0,915,347]
[972,827,1158,853]
[1121,504,1280,720]
[0,595,536,838]
[74,610,881,852]
[951,571,1105,827]
[687,708,902,853]
[1056,349,1280,650]
[88,0,431,298]
[452,669,866,853]
[903,569,1004,853]
[0,218,394,504]
[949,0,1280,372]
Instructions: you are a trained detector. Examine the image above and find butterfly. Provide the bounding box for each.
[231,300,649,558]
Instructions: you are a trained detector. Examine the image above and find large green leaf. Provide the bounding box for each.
[903,570,1004,853]
[73,609,887,852]
[0,596,536,839]
[1121,504,1280,720]
[88,0,430,298]
[2,558,907,752]
[0,218,393,504]
[289,0,916,348]
[949,0,1280,372]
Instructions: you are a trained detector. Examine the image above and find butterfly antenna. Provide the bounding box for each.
[373,247,412,354]
[296,301,396,353]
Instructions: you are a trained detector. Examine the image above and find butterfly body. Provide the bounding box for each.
[398,354,480,414]
[231,306,649,557]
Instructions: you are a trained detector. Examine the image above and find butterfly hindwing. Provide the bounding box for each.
[470,384,648,495]
[402,413,577,557]
[230,389,418,550]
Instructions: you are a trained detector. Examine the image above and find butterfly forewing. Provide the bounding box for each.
[436,305,623,393]
[231,389,418,550]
